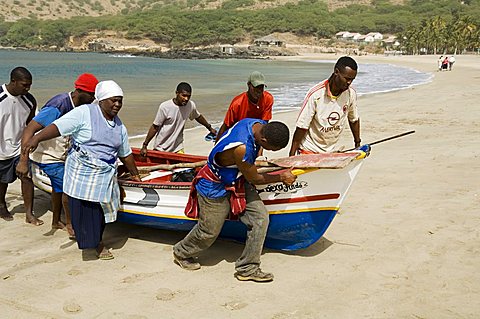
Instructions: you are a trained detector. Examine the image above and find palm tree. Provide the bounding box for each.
[429,16,447,55]
[419,20,431,54]
[448,15,478,54]
[400,25,422,55]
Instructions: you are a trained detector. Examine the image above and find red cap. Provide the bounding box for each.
[74,73,99,93]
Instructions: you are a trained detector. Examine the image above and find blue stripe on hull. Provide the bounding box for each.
[265,210,337,250]
[117,209,337,251]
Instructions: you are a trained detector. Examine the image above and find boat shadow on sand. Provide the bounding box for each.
[7,190,333,264]
[102,221,334,266]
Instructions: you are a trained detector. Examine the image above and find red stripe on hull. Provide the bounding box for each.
[263,193,340,205]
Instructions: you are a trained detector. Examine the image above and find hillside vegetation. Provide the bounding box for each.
[1,0,402,21]
[0,0,479,55]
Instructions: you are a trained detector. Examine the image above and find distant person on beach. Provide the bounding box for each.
[215,71,273,142]
[16,73,99,238]
[442,56,449,71]
[0,67,40,224]
[437,56,444,71]
[448,56,456,71]
[289,56,361,155]
[173,119,296,282]
[22,80,141,260]
[140,82,216,155]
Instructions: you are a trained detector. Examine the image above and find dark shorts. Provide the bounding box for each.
[0,155,20,184]
[35,162,65,193]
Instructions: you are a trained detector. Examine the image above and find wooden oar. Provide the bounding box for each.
[138,160,207,173]
[129,162,315,181]
[138,159,274,173]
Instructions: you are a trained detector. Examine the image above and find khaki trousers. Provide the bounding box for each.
[174,182,269,275]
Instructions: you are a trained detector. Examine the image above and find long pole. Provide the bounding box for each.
[344,130,415,152]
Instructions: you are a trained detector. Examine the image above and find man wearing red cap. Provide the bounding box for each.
[17,73,99,237]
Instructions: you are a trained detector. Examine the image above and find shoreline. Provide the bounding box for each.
[0,46,286,60]
[1,53,480,318]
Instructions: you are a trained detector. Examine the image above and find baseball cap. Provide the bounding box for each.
[248,71,266,87]
[74,73,99,93]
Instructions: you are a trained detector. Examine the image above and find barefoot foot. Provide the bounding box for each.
[0,205,13,221]
[52,221,66,230]
[26,215,44,226]
[66,224,75,240]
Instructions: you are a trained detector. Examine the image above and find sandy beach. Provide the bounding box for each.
[1,54,479,318]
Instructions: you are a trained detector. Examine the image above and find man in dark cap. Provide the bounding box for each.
[215,71,274,142]
[17,73,99,236]
[0,67,38,223]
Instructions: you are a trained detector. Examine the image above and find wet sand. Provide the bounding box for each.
[1,54,479,318]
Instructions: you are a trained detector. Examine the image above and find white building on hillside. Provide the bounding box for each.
[335,31,363,41]
[365,32,383,41]
[348,33,362,41]
[253,35,284,47]
[335,31,352,40]
[358,34,375,43]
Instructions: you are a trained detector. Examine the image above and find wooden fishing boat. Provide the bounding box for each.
[31,148,366,251]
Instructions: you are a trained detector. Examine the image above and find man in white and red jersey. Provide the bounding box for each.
[289,56,361,155]
[0,67,38,224]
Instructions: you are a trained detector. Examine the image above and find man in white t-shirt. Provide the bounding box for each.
[448,56,456,71]
[289,56,361,155]
[141,82,217,154]
[0,67,40,224]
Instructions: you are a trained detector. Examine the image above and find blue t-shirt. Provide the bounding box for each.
[33,92,74,127]
[33,107,62,127]
[196,118,263,198]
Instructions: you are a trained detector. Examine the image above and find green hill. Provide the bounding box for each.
[1,0,478,55]
[2,0,404,21]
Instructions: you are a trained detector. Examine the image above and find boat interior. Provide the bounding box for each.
[117,148,207,187]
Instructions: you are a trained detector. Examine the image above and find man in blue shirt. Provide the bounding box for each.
[17,73,99,237]
[174,119,296,282]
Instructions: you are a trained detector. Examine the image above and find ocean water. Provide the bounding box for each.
[0,50,432,135]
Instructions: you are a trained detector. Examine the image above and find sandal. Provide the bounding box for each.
[97,249,114,260]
